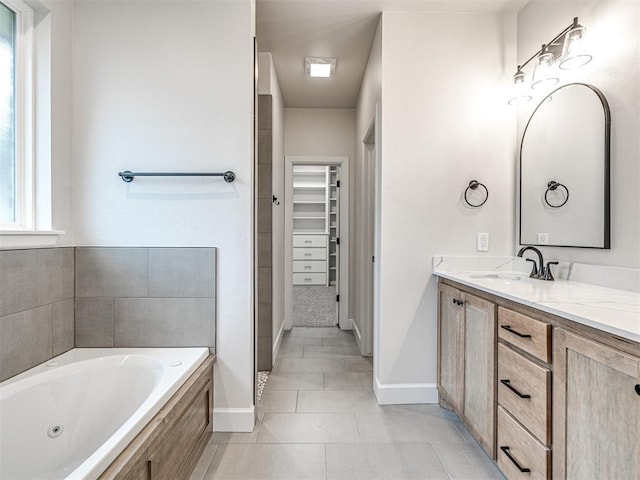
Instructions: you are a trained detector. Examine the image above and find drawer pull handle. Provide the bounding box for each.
[500,446,531,473]
[305,253,312,257]
[500,379,531,399]
[451,298,464,306]
[305,240,312,244]
[304,266,312,270]
[305,278,312,282]
[501,325,532,338]
[635,384,640,396]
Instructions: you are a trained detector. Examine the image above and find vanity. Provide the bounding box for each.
[434,261,640,480]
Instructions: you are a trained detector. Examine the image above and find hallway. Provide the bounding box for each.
[190,327,505,480]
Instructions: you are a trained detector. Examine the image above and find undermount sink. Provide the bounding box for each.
[469,272,523,281]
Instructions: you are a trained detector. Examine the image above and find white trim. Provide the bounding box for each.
[272,317,286,363]
[351,317,362,346]
[0,229,63,249]
[213,407,256,432]
[373,377,439,405]
[284,155,350,331]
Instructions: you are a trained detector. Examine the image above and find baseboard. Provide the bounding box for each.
[272,320,286,363]
[373,377,439,405]
[213,407,256,432]
[351,318,362,345]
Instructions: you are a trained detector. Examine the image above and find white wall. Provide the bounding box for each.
[46,0,73,246]
[258,52,286,360]
[516,0,640,268]
[72,0,256,431]
[284,108,357,322]
[354,19,382,353]
[375,11,517,403]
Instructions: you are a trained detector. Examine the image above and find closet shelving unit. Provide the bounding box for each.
[328,167,339,287]
[292,166,330,285]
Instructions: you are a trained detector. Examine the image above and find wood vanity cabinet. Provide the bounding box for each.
[553,329,640,480]
[438,283,496,458]
[438,277,640,480]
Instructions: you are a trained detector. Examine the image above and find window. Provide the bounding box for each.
[0,2,16,224]
[0,0,32,230]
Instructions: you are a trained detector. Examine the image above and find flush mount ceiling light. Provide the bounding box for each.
[305,57,337,78]
[507,17,592,105]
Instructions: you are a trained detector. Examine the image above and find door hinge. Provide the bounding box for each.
[336,237,340,245]
[372,256,375,263]
[337,180,340,188]
[336,294,340,303]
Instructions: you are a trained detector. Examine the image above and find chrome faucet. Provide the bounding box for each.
[517,246,558,281]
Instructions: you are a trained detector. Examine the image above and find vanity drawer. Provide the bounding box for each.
[498,344,551,445]
[293,260,327,273]
[293,248,327,260]
[498,307,551,363]
[497,407,550,480]
[293,235,327,248]
[293,273,326,285]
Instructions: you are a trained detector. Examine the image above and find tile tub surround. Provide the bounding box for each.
[189,327,506,480]
[433,256,640,343]
[75,247,216,350]
[0,248,75,382]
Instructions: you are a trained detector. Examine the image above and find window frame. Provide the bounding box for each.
[0,0,33,231]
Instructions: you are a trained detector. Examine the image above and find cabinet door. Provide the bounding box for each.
[438,283,464,412]
[554,329,640,480]
[462,292,496,458]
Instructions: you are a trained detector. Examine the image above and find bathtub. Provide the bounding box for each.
[0,347,209,480]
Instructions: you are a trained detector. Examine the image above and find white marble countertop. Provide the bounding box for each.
[433,256,640,344]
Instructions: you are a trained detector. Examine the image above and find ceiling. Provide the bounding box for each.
[256,0,529,109]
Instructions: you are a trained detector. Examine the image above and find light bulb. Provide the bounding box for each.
[559,23,592,69]
[531,48,559,90]
[507,67,532,105]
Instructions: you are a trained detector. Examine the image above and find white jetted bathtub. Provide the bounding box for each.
[0,347,209,480]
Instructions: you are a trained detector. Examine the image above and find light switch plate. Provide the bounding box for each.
[477,233,489,252]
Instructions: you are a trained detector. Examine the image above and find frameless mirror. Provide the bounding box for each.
[520,83,610,248]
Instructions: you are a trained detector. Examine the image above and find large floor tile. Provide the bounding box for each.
[324,372,373,391]
[296,390,382,413]
[189,437,219,480]
[276,344,304,358]
[432,441,507,480]
[289,327,350,338]
[275,358,346,373]
[258,413,359,443]
[356,412,465,443]
[203,443,326,480]
[279,336,323,347]
[322,334,359,347]
[258,389,298,415]
[303,344,361,359]
[326,443,450,480]
[266,372,325,391]
[344,357,373,372]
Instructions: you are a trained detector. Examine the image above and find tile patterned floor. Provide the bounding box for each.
[190,327,506,480]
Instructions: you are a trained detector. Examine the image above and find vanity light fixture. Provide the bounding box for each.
[305,57,337,78]
[559,18,592,69]
[507,66,533,105]
[531,45,559,90]
[507,17,592,105]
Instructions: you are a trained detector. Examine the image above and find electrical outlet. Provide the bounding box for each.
[477,233,489,252]
[538,233,550,245]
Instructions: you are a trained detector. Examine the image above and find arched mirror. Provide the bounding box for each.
[519,83,610,248]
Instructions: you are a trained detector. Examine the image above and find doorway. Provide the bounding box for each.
[284,156,350,331]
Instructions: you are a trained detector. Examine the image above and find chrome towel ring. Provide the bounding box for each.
[464,180,488,208]
[544,180,569,208]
